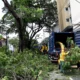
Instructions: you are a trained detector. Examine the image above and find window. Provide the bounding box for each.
[70,17,71,19]
[68,4,70,8]
[66,18,69,22]
[65,7,68,11]
[70,16,72,22]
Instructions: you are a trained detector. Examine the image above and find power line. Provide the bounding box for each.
[71,21,80,26]
[75,0,80,3]
[70,22,80,31]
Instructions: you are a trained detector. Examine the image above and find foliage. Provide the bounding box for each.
[0,35,3,39]
[0,46,6,53]
[30,39,38,50]
[0,47,55,80]
[1,0,57,51]
[1,76,9,80]
[66,37,74,48]
[9,38,19,48]
[63,46,80,70]
[66,37,72,43]
[38,0,58,31]
[2,0,43,51]
[40,37,49,45]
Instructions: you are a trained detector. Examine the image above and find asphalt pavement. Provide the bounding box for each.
[49,70,80,80]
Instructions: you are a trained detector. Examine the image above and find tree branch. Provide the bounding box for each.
[30,24,43,39]
[2,0,20,22]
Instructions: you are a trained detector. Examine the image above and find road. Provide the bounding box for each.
[49,70,80,80]
[70,75,80,80]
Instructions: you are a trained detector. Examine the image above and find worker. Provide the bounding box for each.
[41,43,48,54]
[58,42,69,73]
[8,44,14,53]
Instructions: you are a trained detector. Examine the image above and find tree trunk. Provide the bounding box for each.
[2,0,24,52]
[16,18,24,52]
[27,40,32,49]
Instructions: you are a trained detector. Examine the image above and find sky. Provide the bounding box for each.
[70,0,80,24]
[0,0,80,42]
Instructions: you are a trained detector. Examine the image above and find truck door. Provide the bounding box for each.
[75,32,80,47]
[48,32,54,54]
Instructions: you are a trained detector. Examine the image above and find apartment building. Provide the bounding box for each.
[57,0,72,31]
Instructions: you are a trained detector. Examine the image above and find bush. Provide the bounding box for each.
[0,47,55,80]
[63,46,80,70]
[63,61,71,70]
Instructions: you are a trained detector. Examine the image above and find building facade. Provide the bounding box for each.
[57,0,72,31]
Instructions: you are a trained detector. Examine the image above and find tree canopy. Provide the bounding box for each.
[1,0,57,51]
